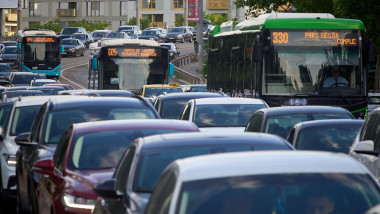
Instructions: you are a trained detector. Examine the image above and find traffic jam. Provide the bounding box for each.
[0,15,380,214]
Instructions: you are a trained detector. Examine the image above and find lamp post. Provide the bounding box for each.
[17,0,22,32]
[136,0,140,30]
[198,0,203,73]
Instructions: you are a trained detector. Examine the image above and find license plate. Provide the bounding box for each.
[169,38,174,39]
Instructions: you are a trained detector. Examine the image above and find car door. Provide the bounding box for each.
[245,112,264,132]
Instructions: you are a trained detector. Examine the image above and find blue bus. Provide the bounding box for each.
[17,29,62,78]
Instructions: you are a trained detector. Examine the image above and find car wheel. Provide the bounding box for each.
[181,37,185,43]
[73,50,77,57]
[189,37,192,43]
[81,49,85,56]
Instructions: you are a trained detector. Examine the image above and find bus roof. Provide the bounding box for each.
[101,39,159,47]
[20,29,57,36]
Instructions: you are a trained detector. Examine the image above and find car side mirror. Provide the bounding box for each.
[33,159,54,175]
[169,63,174,76]
[354,140,379,156]
[15,132,36,146]
[93,178,122,199]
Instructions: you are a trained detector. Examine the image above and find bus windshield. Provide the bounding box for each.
[263,30,362,96]
[23,42,60,62]
[99,57,167,90]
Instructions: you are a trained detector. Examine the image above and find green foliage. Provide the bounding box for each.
[128,17,137,25]
[204,12,228,25]
[175,14,184,27]
[68,19,110,32]
[234,0,293,16]
[128,16,151,30]
[28,19,62,34]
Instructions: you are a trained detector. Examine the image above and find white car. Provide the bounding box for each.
[30,78,60,87]
[179,97,268,132]
[145,151,380,214]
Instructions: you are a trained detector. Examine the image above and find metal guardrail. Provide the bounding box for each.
[171,53,206,84]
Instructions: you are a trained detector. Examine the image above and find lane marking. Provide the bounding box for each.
[61,63,88,89]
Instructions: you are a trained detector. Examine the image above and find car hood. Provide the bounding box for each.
[62,45,77,49]
[139,35,156,39]
[199,127,245,133]
[66,168,114,199]
[166,32,182,36]
[1,54,17,59]
[129,191,151,214]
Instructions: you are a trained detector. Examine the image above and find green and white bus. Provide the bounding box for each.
[207,13,375,118]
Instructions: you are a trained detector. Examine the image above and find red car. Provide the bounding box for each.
[33,119,199,214]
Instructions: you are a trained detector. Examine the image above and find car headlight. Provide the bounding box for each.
[177,35,183,39]
[61,193,95,210]
[3,154,16,167]
[69,48,75,51]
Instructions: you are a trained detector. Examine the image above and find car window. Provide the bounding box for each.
[161,99,188,119]
[54,127,72,172]
[10,105,41,136]
[115,143,137,193]
[30,103,47,143]
[361,113,380,151]
[180,103,191,120]
[245,113,263,132]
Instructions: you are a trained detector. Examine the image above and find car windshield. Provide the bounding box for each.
[61,28,79,35]
[0,65,11,73]
[69,128,195,170]
[10,105,41,136]
[92,32,107,37]
[194,104,267,127]
[3,47,17,54]
[0,104,12,128]
[177,173,380,214]
[61,40,76,45]
[144,87,182,97]
[72,34,86,40]
[295,123,363,152]
[44,106,156,144]
[37,87,65,95]
[190,86,207,92]
[265,113,353,138]
[161,99,188,119]
[106,32,124,38]
[12,74,43,84]
[142,31,156,36]
[169,28,183,33]
[123,31,134,36]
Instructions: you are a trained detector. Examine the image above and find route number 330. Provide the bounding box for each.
[272,32,289,44]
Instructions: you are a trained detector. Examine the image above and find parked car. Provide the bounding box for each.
[61,38,85,57]
[181,84,207,92]
[34,119,199,214]
[245,106,355,138]
[59,27,87,40]
[0,46,18,68]
[91,30,112,42]
[286,119,364,153]
[145,151,380,214]
[81,89,134,97]
[349,107,380,181]
[30,78,60,87]
[138,30,164,42]
[101,32,130,41]
[140,83,183,97]
[165,27,192,43]
[15,97,160,213]
[179,97,269,132]
[93,132,294,214]
[159,42,180,61]
[71,32,94,49]
[8,72,46,87]
[153,92,224,119]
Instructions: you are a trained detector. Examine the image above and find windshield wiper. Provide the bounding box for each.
[135,188,151,193]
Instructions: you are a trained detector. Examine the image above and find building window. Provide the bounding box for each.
[143,14,163,26]
[142,0,155,9]
[29,2,41,17]
[173,0,183,9]
[21,0,29,9]
[60,2,77,9]
[87,1,104,16]
[121,1,128,16]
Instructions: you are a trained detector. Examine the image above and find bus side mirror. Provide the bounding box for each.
[61,46,64,54]
[253,36,263,62]
[18,43,21,50]
[92,58,98,70]
[367,38,376,64]
[169,63,174,76]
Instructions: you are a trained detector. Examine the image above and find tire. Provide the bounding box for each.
[181,37,185,43]
[189,37,192,43]
[81,49,85,56]
[74,50,78,57]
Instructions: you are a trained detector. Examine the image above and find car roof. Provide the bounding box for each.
[72,119,199,134]
[193,97,267,105]
[144,84,181,88]
[13,95,80,107]
[258,105,353,116]
[172,151,369,182]
[292,119,364,129]
[82,90,134,96]
[157,92,222,100]
[140,132,292,150]
[11,72,46,76]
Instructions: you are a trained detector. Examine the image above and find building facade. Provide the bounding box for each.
[20,0,240,32]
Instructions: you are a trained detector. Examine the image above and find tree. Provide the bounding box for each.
[69,19,110,32]
[28,19,62,34]
[128,16,151,30]
[234,0,293,16]
[175,14,184,27]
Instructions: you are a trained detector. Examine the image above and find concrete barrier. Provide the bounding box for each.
[172,53,205,84]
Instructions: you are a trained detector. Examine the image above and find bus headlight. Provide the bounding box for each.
[3,154,16,167]
[62,193,95,210]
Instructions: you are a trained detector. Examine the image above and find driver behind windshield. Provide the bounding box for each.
[323,66,348,88]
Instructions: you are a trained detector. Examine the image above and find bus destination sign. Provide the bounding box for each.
[271,30,359,47]
[26,37,56,43]
[106,47,160,58]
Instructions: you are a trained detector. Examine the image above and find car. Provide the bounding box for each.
[0,95,73,211]
[0,63,12,74]
[0,98,14,128]
[0,41,17,47]
[15,96,160,213]
[61,38,85,57]
[179,97,269,132]
[165,27,192,43]
[101,32,130,41]
[116,25,140,35]
[33,119,199,214]
[71,32,94,49]
[153,92,224,119]
[27,86,66,95]
[0,46,18,68]
[146,151,380,214]
[8,72,47,87]
[57,89,92,95]
[192,24,214,41]
[159,42,180,61]
[139,83,183,97]
[245,106,355,138]
[91,30,112,42]
[81,89,134,97]
[286,119,364,153]
[30,78,60,87]
[93,132,295,214]
[181,84,207,92]
[121,30,139,39]
[59,27,87,40]
[368,90,380,113]
[44,83,73,90]
[349,107,380,181]
[138,30,164,42]
[1,90,44,99]
[145,27,167,37]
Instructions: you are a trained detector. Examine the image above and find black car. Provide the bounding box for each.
[245,106,355,138]
[59,27,87,40]
[159,43,180,61]
[92,132,295,214]
[138,30,164,42]
[153,92,224,119]
[165,27,192,43]
[192,24,213,41]
[71,33,94,49]
[15,96,160,213]
[8,72,47,87]
[0,63,12,74]
[61,38,85,57]
[0,46,18,68]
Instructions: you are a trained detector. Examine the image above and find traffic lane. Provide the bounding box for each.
[176,42,194,56]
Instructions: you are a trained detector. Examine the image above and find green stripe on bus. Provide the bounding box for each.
[351,107,368,114]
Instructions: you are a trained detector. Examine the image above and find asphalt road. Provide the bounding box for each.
[60,42,195,89]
